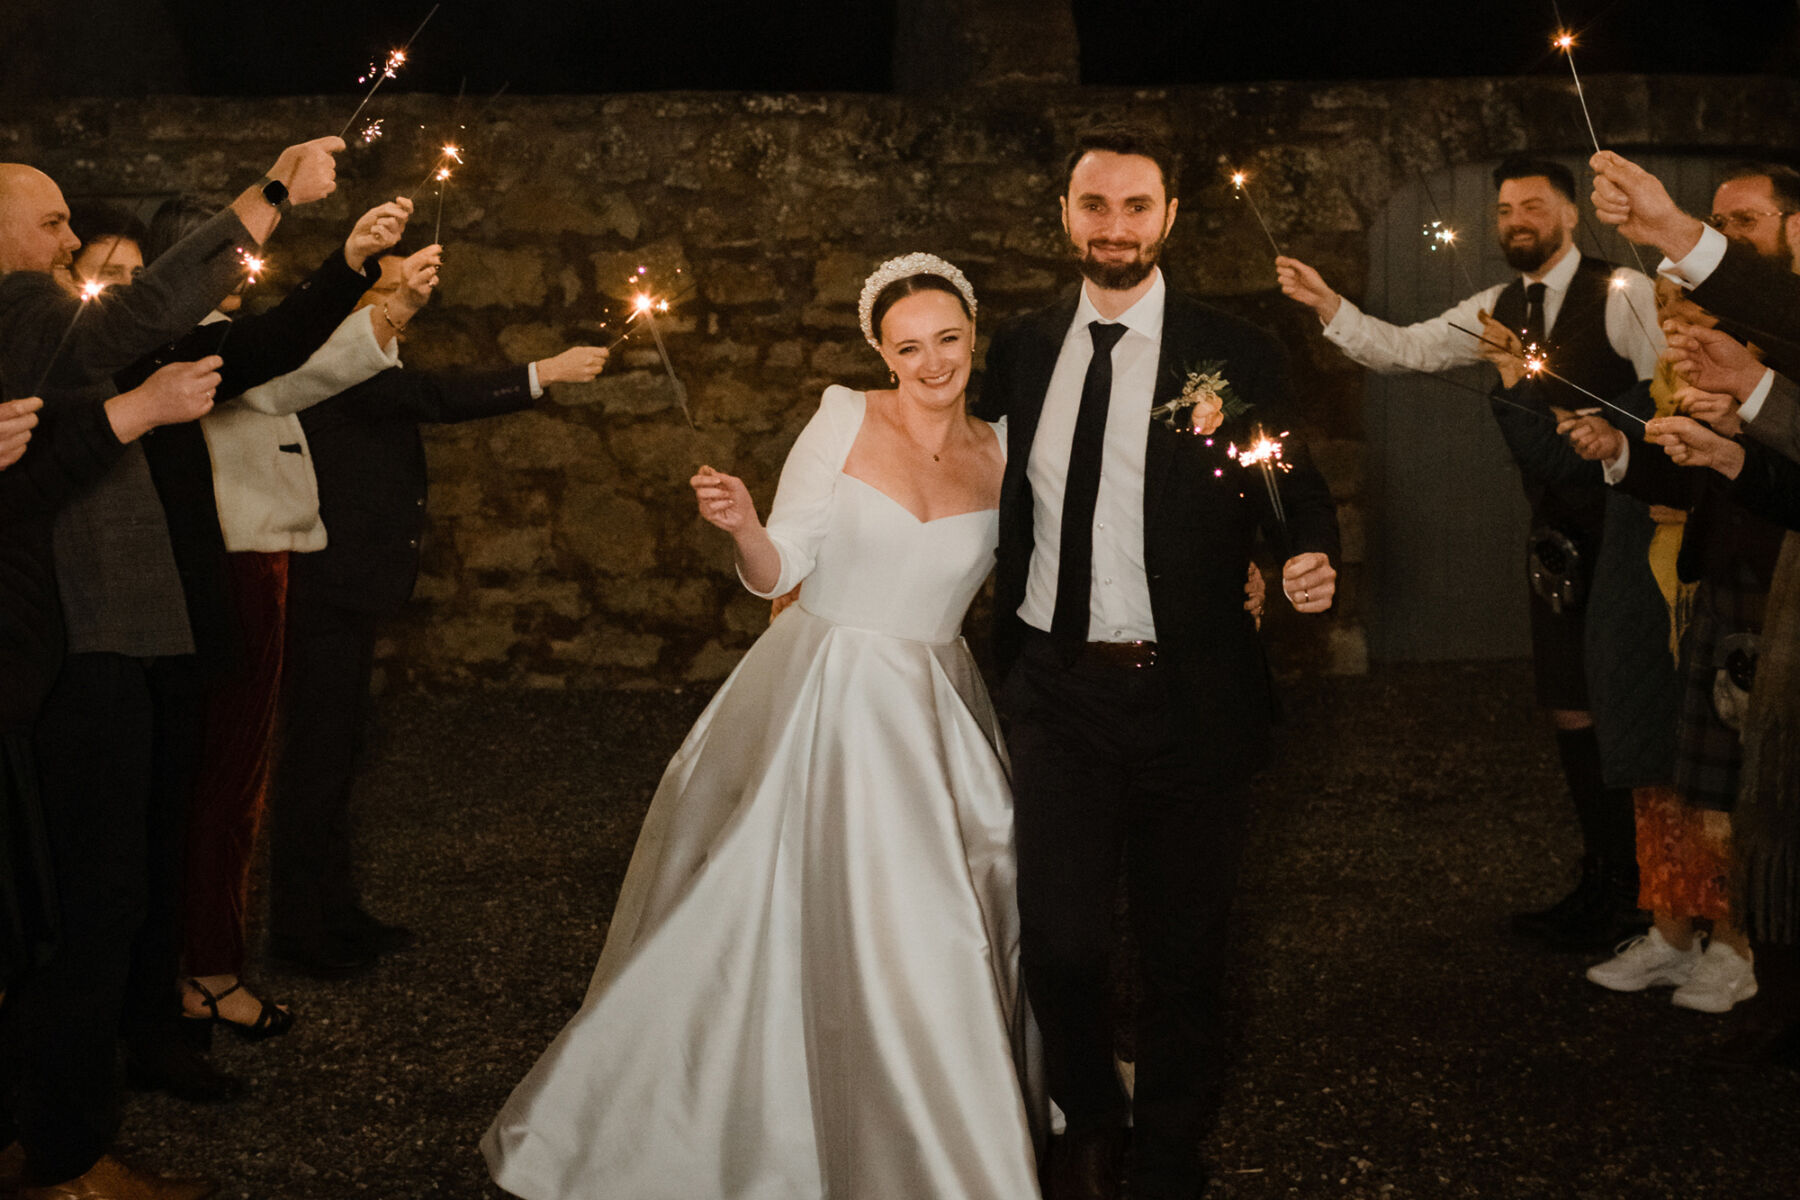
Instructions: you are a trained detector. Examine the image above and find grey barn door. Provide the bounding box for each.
[1365,154,1730,664]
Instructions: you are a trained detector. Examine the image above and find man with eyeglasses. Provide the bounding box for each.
[1707,164,1800,272]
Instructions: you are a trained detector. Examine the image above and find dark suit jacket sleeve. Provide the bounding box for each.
[118,249,379,400]
[1237,327,1338,562]
[0,398,127,524]
[1488,379,1616,489]
[0,207,258,394]
[1729,435,1800,532]
[1611,434,1700,510]
[329,365,536,426]
[1688,240,1800,373]
[970,324,1019,423]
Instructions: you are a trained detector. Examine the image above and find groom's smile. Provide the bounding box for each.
[1062,148,1179,293]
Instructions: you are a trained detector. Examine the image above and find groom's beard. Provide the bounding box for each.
[1073,234,1166,291]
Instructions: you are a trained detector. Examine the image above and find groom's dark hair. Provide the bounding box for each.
[1063,123,1181,201]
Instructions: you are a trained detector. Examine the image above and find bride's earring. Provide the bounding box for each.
[889,370,897,385]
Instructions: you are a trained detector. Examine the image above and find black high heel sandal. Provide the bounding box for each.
[181,978,296,1048]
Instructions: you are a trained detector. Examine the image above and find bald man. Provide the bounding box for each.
[0,142,339,1200]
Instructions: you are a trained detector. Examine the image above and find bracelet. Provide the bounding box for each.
[378,302,409,334]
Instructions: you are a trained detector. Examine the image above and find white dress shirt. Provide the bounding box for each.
[1657,224,1729,288]
[1019,270,1163,642]
[1321,247,1662,379]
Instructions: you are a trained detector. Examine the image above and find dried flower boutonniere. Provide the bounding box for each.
[1149,361,1251,435]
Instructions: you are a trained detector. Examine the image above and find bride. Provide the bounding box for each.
[482,254,1048,1198]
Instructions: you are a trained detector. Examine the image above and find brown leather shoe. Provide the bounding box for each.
[1048,1126,1127,1200]
[17,1154,216,1200]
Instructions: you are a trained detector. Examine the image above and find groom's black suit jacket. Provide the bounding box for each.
[974,285,1340,778]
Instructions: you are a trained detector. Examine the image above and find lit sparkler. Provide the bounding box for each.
[30,275,112,394]
[1230,427,1292,548]
[213,250,267,356]
[337,4,440,141]
[1553,31,1603,158]
[609,266,696,430]
[1230,169,1283,257]
[1447,321,1647,429]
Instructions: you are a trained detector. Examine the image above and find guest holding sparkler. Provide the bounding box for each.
[271,253,608,979]
[1278,156,1663,954]
[1594,158,1800,1064]
[1591,151,1800,366]
[108,197,419,1060]
[0,136,341,1200]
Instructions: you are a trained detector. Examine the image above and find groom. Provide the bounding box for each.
[975,123,1340,1200]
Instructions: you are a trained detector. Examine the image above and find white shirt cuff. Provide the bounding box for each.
[1739,368,1776,423]
[1601,438,1630,485]
[528,361,543,399]
[1658,225,1727,287]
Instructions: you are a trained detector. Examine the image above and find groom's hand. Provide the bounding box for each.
[1243,562,1265,628]
[1281,552,1336,614]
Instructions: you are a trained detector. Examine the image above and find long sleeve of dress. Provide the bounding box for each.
[740,386,860,599]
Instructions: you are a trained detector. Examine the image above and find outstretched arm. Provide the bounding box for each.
[1276,254,1500,375]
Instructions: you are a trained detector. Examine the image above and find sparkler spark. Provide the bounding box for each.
[1423,220,1458,250]
[78,280,105,303]
[1229,168,1283,257]
[1230,429,1292,545]
[360,119,385,145]
[337,4,440,140]
[1555,29,1603,161]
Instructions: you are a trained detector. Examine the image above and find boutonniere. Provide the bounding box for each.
[1149,360,1252,436]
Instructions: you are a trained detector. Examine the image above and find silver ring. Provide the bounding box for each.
[1301,588,1310,603]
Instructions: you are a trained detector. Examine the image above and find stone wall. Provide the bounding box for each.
[5,76,1794,689]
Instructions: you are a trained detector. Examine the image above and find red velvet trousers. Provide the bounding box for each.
[181,550,288,976]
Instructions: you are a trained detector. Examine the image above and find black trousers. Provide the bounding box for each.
[1003,632,1251,1200]
[270,591,379,948]
[2,652,194,1185]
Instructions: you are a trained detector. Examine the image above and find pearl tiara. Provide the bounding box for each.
[857,252,978,351]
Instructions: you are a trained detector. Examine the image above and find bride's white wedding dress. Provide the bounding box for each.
[482,386,1044,1199]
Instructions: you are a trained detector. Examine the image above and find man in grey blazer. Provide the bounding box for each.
[0,138,340,1200]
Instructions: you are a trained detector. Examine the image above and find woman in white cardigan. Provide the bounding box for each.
[178,243,438,1040]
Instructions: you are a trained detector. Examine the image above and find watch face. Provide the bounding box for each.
[262,178,289,207]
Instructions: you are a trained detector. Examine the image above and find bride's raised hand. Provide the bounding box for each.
[692,465,758,533]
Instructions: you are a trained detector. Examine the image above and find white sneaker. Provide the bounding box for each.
[1671,941,1759,1013]
[1585,928,1702,992]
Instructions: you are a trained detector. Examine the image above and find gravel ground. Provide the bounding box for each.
[118,662,1800,1199]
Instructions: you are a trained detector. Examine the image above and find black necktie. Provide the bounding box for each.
[1052,321,1129,660]
[1522,281,1547,350]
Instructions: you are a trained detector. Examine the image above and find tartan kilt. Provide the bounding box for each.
[1674,577,1768,812]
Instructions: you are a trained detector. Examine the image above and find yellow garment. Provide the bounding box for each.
[1646,360,1696,656]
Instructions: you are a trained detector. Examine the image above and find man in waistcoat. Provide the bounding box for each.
[1276,156,1663,952]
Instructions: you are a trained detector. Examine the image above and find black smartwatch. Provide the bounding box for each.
[259,175,291,212]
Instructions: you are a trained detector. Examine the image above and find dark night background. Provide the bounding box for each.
[50,0,1800,96]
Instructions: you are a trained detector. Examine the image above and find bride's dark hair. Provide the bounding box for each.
[871,274,973,344]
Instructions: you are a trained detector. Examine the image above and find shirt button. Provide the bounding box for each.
[1103,577,1112,585]
[1097,522,1105,529]
[1112,628,1123,638]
